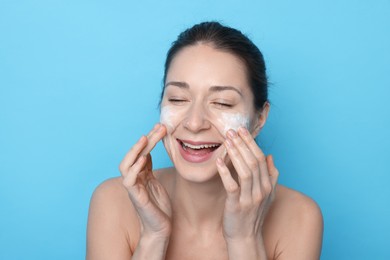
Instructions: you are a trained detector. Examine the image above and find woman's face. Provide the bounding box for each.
[160,44,264,182]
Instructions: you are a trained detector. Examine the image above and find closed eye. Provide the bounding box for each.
[212,102,233,108]
[168,98,188,104]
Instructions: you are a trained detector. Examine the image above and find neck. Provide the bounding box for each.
[171,171,227,232]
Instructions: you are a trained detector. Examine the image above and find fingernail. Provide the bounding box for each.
[227,130,237,139]
[239,127,249,136]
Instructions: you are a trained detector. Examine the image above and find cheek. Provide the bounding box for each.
[160,106,183,134]
[214,112,251,137]
[160,105,251,137]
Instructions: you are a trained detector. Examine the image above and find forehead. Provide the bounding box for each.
[166,44,251,94]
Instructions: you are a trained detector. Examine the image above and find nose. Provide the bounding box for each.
[183,102,211,133]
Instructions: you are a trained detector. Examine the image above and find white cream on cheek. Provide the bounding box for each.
[217,112,250,137]
[160,105,250,137]
[160,105,183,134]
[160,106,174,133]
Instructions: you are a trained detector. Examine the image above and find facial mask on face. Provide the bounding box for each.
[160,104,252,165]
[160,105,251,137]
[160,106,177,134]
[217,112,251,136]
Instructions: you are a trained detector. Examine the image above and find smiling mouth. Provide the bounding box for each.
[178,139,221,152]
[176,139,221,162]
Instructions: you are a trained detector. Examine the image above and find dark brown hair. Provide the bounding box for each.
[160,21,268,111]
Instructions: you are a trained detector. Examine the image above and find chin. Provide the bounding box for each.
[174,162,222,183]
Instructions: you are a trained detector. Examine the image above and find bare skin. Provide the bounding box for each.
[87,171,323,259]
[87,44,323,259]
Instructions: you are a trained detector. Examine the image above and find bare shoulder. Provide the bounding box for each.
[88,177,134,219]
[264,185,323,260]
[87,177,139,259]
[276,185,323,219]
[91,177,127,199]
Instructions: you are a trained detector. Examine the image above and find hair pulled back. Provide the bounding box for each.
[161,21,268,111]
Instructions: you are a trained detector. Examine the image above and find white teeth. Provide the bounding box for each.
[182,142,220,150]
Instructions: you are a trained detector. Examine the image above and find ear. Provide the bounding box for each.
[251,102,270,138]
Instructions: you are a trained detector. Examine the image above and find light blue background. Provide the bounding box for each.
[1,0,389,259]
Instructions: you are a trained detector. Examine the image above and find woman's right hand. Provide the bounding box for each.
[119,123,172,239]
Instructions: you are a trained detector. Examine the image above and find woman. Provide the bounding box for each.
[87,21,323,259]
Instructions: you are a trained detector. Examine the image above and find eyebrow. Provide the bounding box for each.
[209,85,243,97]
[165,81,189,89]
[165,81,242,96]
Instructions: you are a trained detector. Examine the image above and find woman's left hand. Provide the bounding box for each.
[216,127,279,242]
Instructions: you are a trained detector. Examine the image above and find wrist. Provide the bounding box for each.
[225,236,267,260]
[139,232,170,247]
[133,234,170,260]
[141,225,172,241]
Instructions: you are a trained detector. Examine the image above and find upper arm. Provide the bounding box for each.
[86,178,136,260]
[277,193,324,260]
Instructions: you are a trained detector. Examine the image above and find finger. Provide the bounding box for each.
[140,124,167,157]
[238,127,272,194]
[122,155,147,189]
[224,133,253,203]
[146,153,153,172]
[146,123,163,138]
[119,123,164,175]
[227,129,261,200]
[266,155,279,188]
[142,154,155,182]
[119,135,148,176]
[216,157,239,202]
